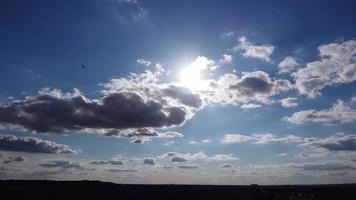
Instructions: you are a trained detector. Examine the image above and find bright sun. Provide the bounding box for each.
[179,67,202,89]
[179,56,213,90]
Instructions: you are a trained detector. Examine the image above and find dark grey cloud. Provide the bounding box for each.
[230,71,291,98]
[300,163,356,171]
[329,172,349,177]
[304,133,356,152]
[143,158,155,165]
[177,165,199,169]
[104,128,183,144]
[159,151,207,161]
[0,134,76,154]
[171,156,188,163]
[3,155,24,164]
[0,89,187,134]
[38,160,84,170]
[220,164,233,168]
[90,160,124,165]
[106,169,137,173]
[201,71,292,105]
[162,85,202,108]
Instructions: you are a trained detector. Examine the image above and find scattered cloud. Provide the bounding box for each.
[38,160,85,170]
[189,141,197,145]
[160,152,207,162]
[303,133,356,152]
[253,133,303,144]
[177,164,199,169]
[136,59,152,67]
[206,154,239,161]
[241,103,261,109]
[219,163,238,169]
[202,139,211,143]
[163,141,175,146]
[221,133,303,144]
[171,156,188,163]
[201,71,292,106]
[278,56,299,74]
[189,139,212,145]
[293,39,356,98]
[220,134,254,144]
[143,158,156,165]
[298,162,356,171]
[277,153,287,157]
[284,99,356,125]
[90,159,125,165]
[3,155,24,164]
[106,169,137,173]
[0,135,76,154]
[235,36,274,63]
[219,54,233,64]
[280,97,298,108]
[111,0,147,23]
[220,31,234,38]
[104,128,183,144]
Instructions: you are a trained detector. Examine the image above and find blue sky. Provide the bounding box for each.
[0,0,355,184]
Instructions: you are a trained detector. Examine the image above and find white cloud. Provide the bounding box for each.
[189,139,211,145]
[159,152,208,161]
[221,133,303,144]
[199,71,293,106]
[241,103,261,109]
[293,39,356,98]
[136,58,152,66]
[206,154,239,161]
[284,99,356,125]
[235,36,274,63]
[277,153,287,157]
[219,54,233,64]
[220,134,254,144]
[278,56,299,74]
[252,133,303,144]
[220,31,234,38]
[202,139,211,143]
[180,56,215,86]
[280,97,298,108]
[350,95,356,104]
[163,141,175,146]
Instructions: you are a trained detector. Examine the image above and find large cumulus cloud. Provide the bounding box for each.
[0,64,203,139]
[0,88,186,133]
[293,39,356,98]
[199,71,292,105]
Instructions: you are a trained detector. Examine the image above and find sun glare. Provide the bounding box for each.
[179,66,202,89]
[179,56,213,90]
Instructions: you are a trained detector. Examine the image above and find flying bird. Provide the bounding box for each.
[81,64,85,69]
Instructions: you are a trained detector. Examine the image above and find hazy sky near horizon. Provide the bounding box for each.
[0,0,356,184]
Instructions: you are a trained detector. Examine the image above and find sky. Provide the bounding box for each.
[0,0,355,185]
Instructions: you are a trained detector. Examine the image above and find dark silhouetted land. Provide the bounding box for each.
[0,180,356,200]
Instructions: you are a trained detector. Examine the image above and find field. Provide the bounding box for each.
[1,180,355,200]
